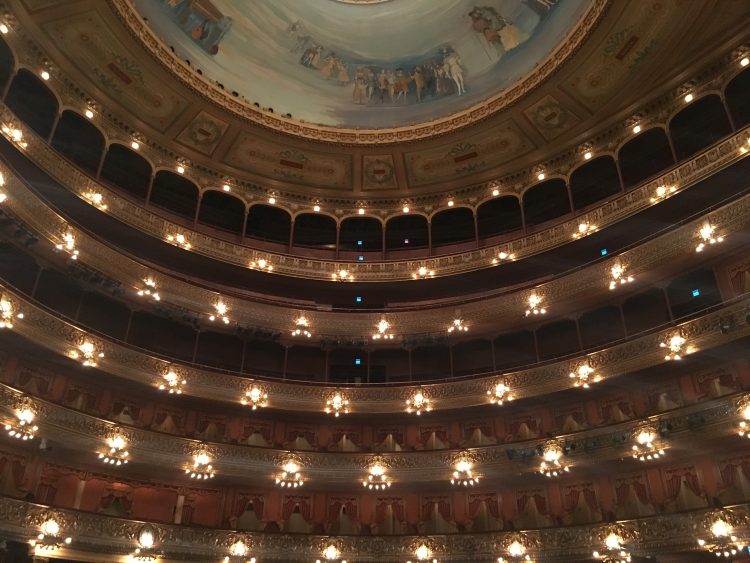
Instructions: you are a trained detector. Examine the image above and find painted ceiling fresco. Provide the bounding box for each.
[135,0,589,129]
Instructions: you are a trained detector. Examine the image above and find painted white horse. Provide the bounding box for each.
[444,52,466,95]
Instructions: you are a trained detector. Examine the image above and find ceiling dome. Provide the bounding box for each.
[134,0,590,129]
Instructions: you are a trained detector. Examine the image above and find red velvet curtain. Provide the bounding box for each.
[282,498,311,522]
[244,425,271,441]
[420,429,447,443]
[377,431,404,444]
[329,500,357,522]
[100,491,133,511]
[288,430,316,443]
[666,472,702,498]
[422,499,450,520]
[517,493,547,514]
[468,495,500,519]
[235,496,264,519]
[510,418,538,435]
[375,501,404,523]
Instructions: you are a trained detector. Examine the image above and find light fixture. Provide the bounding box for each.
[68,338,104,367]
[40,70,50,81]
[608,263,634,290]
[1,125,27,148]
[697,516,747,558]
[447,199,454,207]
[268,196,276,204]
[659,333,695,360]
[223,540,256,563]
[372,317,395,340]
[131,140,140,150]
[569,362,601,389]
[537,172,545,181]
[402,205,410,213]
[249,257,273,272]
[82,191,107,210]
[313,204,321,212]
[573,221,597,239]
[487,381,513,405]
[742,57,750,67]
[176,165,185,174]
[539,442,570,477]
[55,231,79,259]
[650,184,676,203]
[631,425,666,461]
[158,368,185,394]
[332,268,353,281]
[84,109,94,119]
[137,278,161,301]
[98,430,129,465]
[406,389,431,415]
[0,295,23,329]
[632,124,641,134]
[5,403,38,440]
[275,458,304,487]
[412,265,435,279]
[127,525,158,562]
[492,249,516,264]
[28,518,72,554]
[363,458,391,490]
[451,457,479,487]
[324,392,350,417]
[407,543,438,563]
[209,300,230,324]
[737,400,750,439]
[0,23,8,34]
[695,222,724,252]
[497,539,532,562]
[447,318,468,333]
[358,207,365,215]
[584,151,593,160]
[223,184,231,192]
[524,293,546,316]
[241,385,268,410]
[186,449,215,479]
[316,544,346,563]
[592,533,632,563]
[492,188,500,196]
[291,315,312,337]
[165,232,191,250]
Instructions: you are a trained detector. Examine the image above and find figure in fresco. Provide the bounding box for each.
[352,68,368,104]
[411,66,426,102]
[366,68,378,100]
[443,49,466,95]
[392,69,411,103]
[165,0,232,55]
[337,61,351,85]
[320,53,337,79]
[377,69,389,103]
[468,6,529,52]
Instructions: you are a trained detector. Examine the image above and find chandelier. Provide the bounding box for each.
[68,338,104,367]
[372,317,395,340]
[316,543,347,563]
[209,300,230,324]
[412,265,435,279]
[324,392,350,417]
[291,315,312,337]
[737,400,750,439]
[222,540,256,563]
[524,293,546,316]
[275,458,304,488]
[407,542,438,563]
[5,404,38,440]
[650,184,676,203]
[363,458,390,490]
[406,389,432,415]
[450,458,479,487]
[447,318,468,333]
[249,257,273,272]
[539,443,570,477]
[99,431,129,465]
[631,426,665,461]
[659,333,695,360]
[569,363,601,389]
[497,538,533,562]
[29,518,72,554]
[83,191,107,210]
[592,533,632,563]
[241,386,268,410]
[697,516,747,558]
[487,381,514,405]
[695,223,724,252]
[186,450,215,479]
[0,294,23,328]
[608,263,634,290]
[54,231,79,259]
[573,221,597,239]
[158,369,185,394]
[332,267,353,281]
[127,525,158,562]
[137,278,160,301]
[166,232,191,250]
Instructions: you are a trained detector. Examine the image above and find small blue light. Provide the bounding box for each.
[357,240,363,246]
[355,296,362,303]
[600,249,608,256]
[692,289,700,297]
[358,255,364,261]
[355,358,361,365]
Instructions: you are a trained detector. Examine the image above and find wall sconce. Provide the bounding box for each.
[316,543,346,563]
[487,381,514,405]
[99,429,129,465]
[695,223,724,252]
[738,399,750,439]
[209,300,230,324]
[363,457,391,490]
[592,532,632,563]
[2,124,27,148]
[137,278,160,301]
[539,442,570,477]
[608,263,634,290]
[650,184,676,203]
[412,265,435,279]
[631,425,666,461]
[82,191,107,210]
[406,389,432,415]
[324,392,350,417]
[0,294,23,329]
[223,539,256,563]
[54,231,79,259]
[186,448,215,479]
[697,514,747,558]
[291,315,312,337]
[447,318,468,333]
[451,456,479,487]
[573,221,597,239]
[492,249,516,264]
[332,267,353,281]
[158,368,185,395]
[166,232,191,250]
[241,385,268,410]
[29,518,72,554]
[5,400,38,441]
[659,333,695,360]
[127,525,158,562]
[68,338,104,367]
[525,293,546,316]
[249,258,273,272]
[407,542,438,563]
[569,362,601,389]
[497,536,533,562]
[372,317,395,340]
[275,457,304,488]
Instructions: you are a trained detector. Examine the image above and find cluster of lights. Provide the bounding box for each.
[497,540,532,562]
[539,443,570,477]
[573,222,597,239]
[83,191,107,210]
[363,459,391,490]
[592,533,631,563]
[450,458,479,487]
[99,433,129,465]
[487,381,514,405]
[406,390,432,415]
[186,450,215,479]
[324,392,350,417]
[209,301,230,324]
[412,265,435,279]
[166,232,191,250]
[241,386,268,410]
[2,125,27,148]
[275,459,304,488]
[407,543,437,563]
[650,184,676,203]
[631,427,666,461]
[222,540,256,563]
[29,519,72,554]
[525,293,546,316]
[697,518,747,558]
[660,334,695,361]
[332,268,353,281]
[249,258,273,272]
[68,339,104,367]
[447,318,468,333]
[316,544,347,563]
[5,406,38,440]
[291,315,312,337]
[492,250,516,265]
[737,402,750,439]
[569,363,601,389]
[137,278,161,301]
[0,171,5,202]
[695,223,724,252]
[609,263,634,290]
[158,369,185,394]
[0,295,23,328]
[372,318,395,340]
[55,231,79,259]
[127,526,158,562]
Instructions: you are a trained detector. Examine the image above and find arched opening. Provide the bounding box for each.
[0,37,15,92]
[725,67,750,128]
[477,196,522,238]
[34,269,83,319]
[329,347,367,384]
[5,68,58,138]
[286,346,326,382]
[579,306,625,349]
[411,344,450,380]
[150,170,199,219]
[493,330,536,370]
[0,243,39,295]
[569,156,621,210]
[339,217,382,252]
[618,128,674,189]
[195,331,244,371]
[293,213,337,249]
[100,144,152,200]
[243,339,285,377]
[197,190,245,234]
[77,292,130,341]
[666,268,721,319]
[430,207,475,246]
[385,215,429,250]
[370,348,410,383]
[452,339,494,376]
[523,179,570,227]
[536,319,580,360]
[245,204,291,244]
[669,95,732,160]
[50,110,105,174]
[127,311,196,362]
[622,289,671,335]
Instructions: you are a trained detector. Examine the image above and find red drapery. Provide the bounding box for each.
[282,497,311,522]
[468,495,500,519]
[419,428,447,443]
[665,471,702,498]
[235,495,264,519]
[517,493,547,515]
[328,499,358,522]
[331,430,360,444]
[696,372,736,395]
[509,418,538,435]
[564,487,597,511]
[287,429,316,443]
[244,425,272,441]
[602,400,632,420]
[375,500,405,523]
[422,499,451,520]
[376,431,404,444]
[464,421,493,438]
[615,480,650,505]
[721,460,750,486]
[112,403,140,421]
[100,491,133,512]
